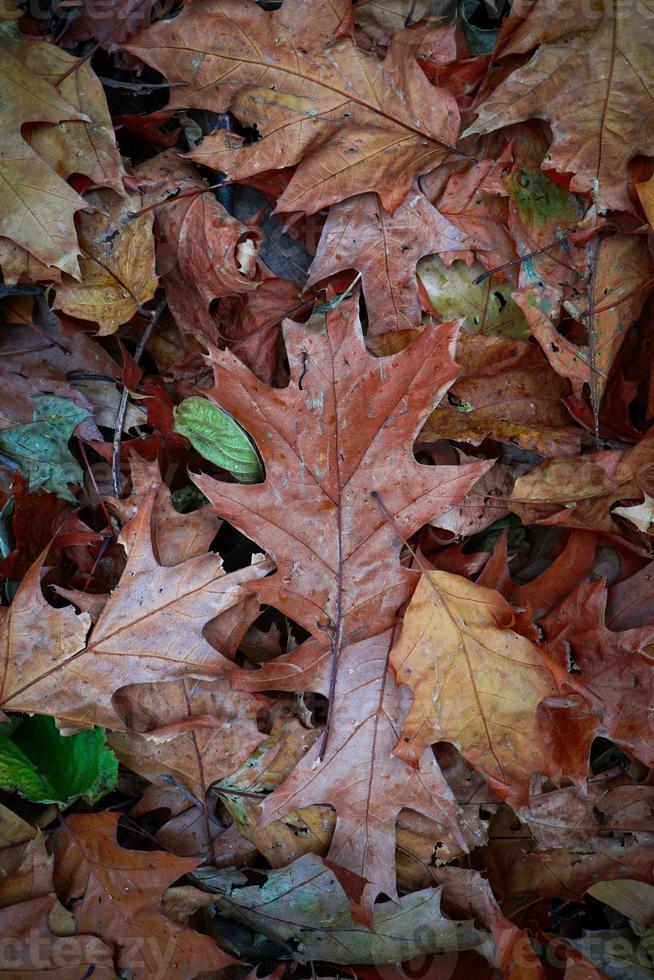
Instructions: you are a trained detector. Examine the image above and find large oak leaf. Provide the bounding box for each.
[464,0,654,212]
[126,0,461,215]
[0,489,269,728]
[193,296,490,918]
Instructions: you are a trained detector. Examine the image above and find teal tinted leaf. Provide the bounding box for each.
[0,715,118,806]
[211,854,486,965]
[0,396,89,500]
[174,396,263,483]
[460,0,500,55]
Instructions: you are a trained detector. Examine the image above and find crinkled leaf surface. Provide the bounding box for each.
[126,0,461,215]
[0,396,89,501]
[0,715,117,806]
[212,853,487,965]
[55,190,158,335]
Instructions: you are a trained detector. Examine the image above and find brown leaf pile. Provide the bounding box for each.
[1,0,654,977]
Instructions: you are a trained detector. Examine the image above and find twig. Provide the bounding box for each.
[111,299,166,496]
[472,237,571,284]
[53,0,155,86]
[128,182,223,220]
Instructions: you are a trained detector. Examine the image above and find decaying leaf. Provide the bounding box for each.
[0,396,89,500]
[55,190,158,335]
[465,0,654,211]
[127,1,462,215]
[307,191,479,334]
[211,853,488,965]
[390,571,557,800]
[0,489,270,727]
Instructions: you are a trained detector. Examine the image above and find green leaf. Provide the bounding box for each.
[418,256,531,338]
[0,715,118,806]
[174,396,263,483]
[209,854,486,965]
[0,396,89,500]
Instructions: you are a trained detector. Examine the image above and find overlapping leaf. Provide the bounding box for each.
[126,0,462,215]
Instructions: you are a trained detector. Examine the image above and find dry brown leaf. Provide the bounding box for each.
[55,190,158,335]
[127,1,461,216]
[390,571,557,802]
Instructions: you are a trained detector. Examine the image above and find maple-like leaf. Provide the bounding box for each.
[126,0,461,215]
[306,191,479,334]
[191,296,490,917]
[541,580,654,767]
[54,812,233,978]
[464,0,654,211]
[389,571,557,802]
[0,489,270,728]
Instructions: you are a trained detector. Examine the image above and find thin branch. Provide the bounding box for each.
[111,299,167,497]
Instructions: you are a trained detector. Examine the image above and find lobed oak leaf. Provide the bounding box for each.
[191,296,491,917]
[54,812,234,978]
[194,296,491,646]
[306,191,480,334]
[541,579,654,767]
[389,571,558,802]
[126,0,461,216]
[464,0,654,212]
[0,489,270,728]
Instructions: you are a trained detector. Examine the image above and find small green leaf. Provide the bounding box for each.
[174,396,263,483]
[0,715,118,806]
[0,396,89,500]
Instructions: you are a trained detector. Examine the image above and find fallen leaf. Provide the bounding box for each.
[465,0,654,211]
[0,396,89,500]
[127,1,461,215]
[138,151,261,340]
[55,811,234,978]
[55,190,158,335]
[0,489,270,727]
[211,852,488,965]
[390,571,557,800]
[307,191,479,334]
